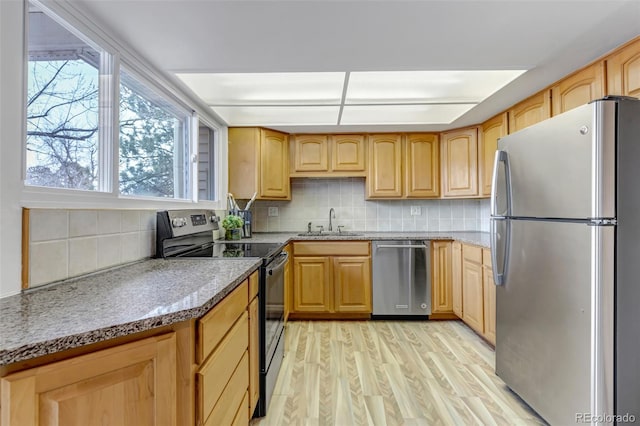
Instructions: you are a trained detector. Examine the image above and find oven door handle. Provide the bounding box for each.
[267,252,289,275]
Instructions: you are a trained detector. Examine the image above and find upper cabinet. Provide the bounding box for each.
[290,134,366,177]
[229,127,290,200]
[552,62,605,115]
[441,127,479,198]
[480,113,508,197]
[606,37,640,98]
[367,134,403,198]
[508,90,551,133]
[405,133,440,198]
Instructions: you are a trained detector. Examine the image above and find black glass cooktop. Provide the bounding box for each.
[175,242,282,260]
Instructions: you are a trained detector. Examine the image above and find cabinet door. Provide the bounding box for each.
[431,241,453,314]
[283,244,292,323]
[482,248,496,346]
[480,113,508,197]
[1,334,177,426]
[293,256,332,313]
[248,297,259,416]
[462,245,484,334]
[367,134,403,198]
[552,62,605,115]
[333,256,371,313]
[441,127,479,197]
[405,133,440,198]
[606,37,640,98]
[228,127,259,199]
[451,241,463,317]
[259,129,290,199]
[292,134,328,172]
[331,134,366,172]
[508,90,551,133]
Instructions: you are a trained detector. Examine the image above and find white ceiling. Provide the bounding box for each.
[74,0,640,132]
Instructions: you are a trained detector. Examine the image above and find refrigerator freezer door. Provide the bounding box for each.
[496,219,613,425]
[496,100,616,220]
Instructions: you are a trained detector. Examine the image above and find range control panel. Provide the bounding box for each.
[160,209,219,238]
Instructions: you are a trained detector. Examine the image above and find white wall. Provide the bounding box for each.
[0,0,228,298]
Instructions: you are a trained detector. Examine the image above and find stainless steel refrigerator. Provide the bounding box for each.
[490,97,640,425]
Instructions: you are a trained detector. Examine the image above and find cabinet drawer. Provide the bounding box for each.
[249,270,259,300]
[204,351,249,426]
[198,311,249,423]
[462,244,483,264]
[482,248,492,267]
[293,241,370,256]
[198,280,248,363]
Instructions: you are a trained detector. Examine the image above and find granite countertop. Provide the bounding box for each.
[246,231,491,248]
[0,258,261,366]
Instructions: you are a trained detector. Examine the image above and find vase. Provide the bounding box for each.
[225,228,241,240]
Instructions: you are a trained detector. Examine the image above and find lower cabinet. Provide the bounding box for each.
[430,241,456,319]
[1,270,261,426]
[291,242,371,317]
[0,333,178,426]
[461,245,485,335]
[482,248,496,345]
[451,241,463,317]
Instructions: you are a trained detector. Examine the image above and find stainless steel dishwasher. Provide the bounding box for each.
[372,240,431,317]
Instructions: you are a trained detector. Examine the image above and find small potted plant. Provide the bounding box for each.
[222,214,244,240]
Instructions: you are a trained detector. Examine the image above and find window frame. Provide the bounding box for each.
[21,0,227,210]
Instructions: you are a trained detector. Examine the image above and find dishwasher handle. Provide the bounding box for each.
[376,244,428,249]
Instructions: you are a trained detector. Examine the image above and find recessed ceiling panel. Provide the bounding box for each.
[340,104,476,125]
[176,72,345,105]
[212,106,340,126]
[346,70,525,104]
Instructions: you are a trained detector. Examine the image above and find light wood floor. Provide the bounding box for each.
[253,320,545,426]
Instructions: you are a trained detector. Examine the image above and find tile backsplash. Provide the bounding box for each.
[27,209,157,288]
[251,178,491,233]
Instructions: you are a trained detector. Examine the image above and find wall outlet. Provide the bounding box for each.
[268,207,279,217]
[410,206,421,216]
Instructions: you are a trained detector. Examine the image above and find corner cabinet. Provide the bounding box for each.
[606,37,640,98]
[441,127,479,198]
[290,241,371,318]
[482,248,496,346]
[1,334,178,426]
[461,244,484,335]
[551,62,605,116]
[228,127,290,200]
[480,113,508,197]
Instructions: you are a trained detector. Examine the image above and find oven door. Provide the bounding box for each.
[259,250,287,416]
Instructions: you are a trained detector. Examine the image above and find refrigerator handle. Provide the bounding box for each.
[490,217,509,286]
[490,150,512,217]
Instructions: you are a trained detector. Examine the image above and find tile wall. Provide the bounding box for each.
[27,209,157,288]
[251,178,491,233]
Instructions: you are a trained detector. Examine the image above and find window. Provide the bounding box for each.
[26,3,107,190]
[119,68,191,199]
[197,125,217,201]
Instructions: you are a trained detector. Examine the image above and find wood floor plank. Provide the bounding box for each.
[252,320,544,426]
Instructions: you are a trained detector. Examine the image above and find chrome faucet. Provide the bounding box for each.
[329,208,336,231]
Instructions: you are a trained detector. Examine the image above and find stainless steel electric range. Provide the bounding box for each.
[156,209,286,418]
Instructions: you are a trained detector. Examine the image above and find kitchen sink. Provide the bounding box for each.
[297,231,364,237]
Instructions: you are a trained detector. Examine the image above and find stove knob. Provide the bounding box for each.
[172,217,187,228]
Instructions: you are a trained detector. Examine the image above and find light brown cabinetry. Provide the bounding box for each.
[552,62,605,115]
[482,248,496,346]
[480,113,508,197]
[508,90,551,133]
[461,244,484,335]
[283,243,292,323]
[228,127,290,200]
[606,37,640,98]
[291,242,371,318]
[290,134,366,177]
[248,270,260,417]
[0,333,178,426]
[367,134,403,198]
[451,241,463,317]
[430,241,456,319]
[405,133,440,198]
[441,127,479,198]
